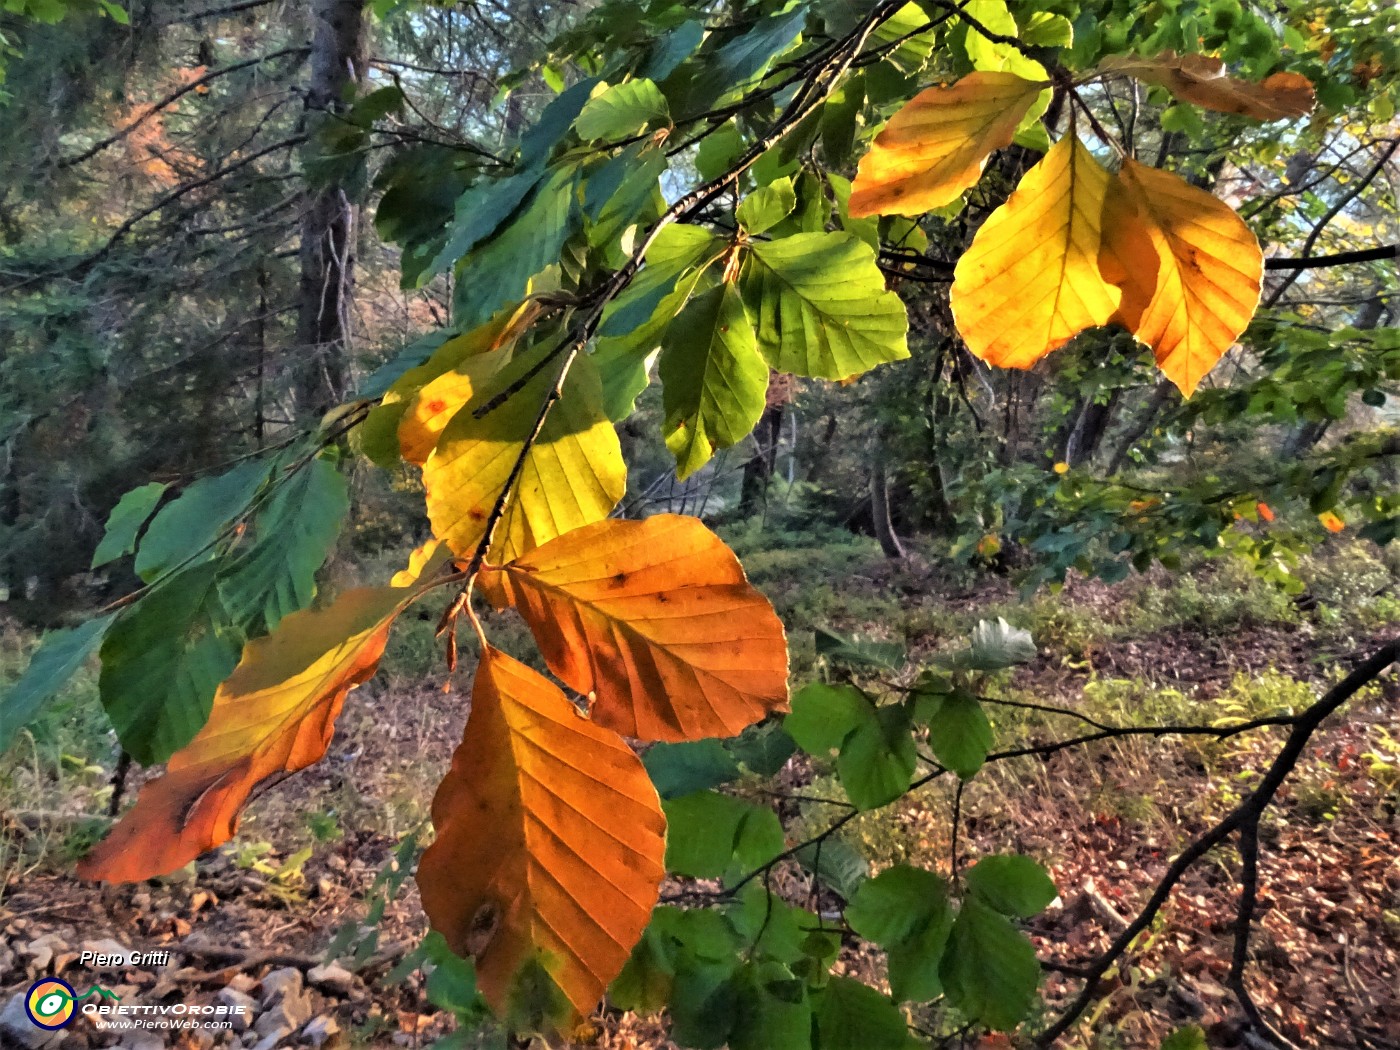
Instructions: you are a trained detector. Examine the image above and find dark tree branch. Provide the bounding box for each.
[1035,639,1400,1046]
[58,48,310,169]
[1265,244,1399,270]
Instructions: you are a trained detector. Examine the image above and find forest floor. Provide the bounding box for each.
[2,530,1398,1050]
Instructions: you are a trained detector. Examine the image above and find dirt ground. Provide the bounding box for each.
[2,564,1398,1050]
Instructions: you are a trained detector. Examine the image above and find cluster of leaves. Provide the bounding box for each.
[626,618,1055,1044]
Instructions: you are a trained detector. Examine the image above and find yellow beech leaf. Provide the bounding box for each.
[1109,159,1263,396]
[399,353,507,466]
[951,135,1139,369]
[1319,511,1345,533]
[1097,52,1315,121]
[78,584,414,883]
[417,647,665,1023]
[360,301,540,468]
[422,344,626,564]
[848,72,1044,217]
[478,515,788,741]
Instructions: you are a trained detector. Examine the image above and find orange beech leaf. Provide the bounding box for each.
[1319,511,1346,533]
[1097,52,1315,121]
[399,353,506,466]
[417,647,665,1022]
[78,585,418,882]
[847,72,1044,217]
[1108,159,1263,395]
[951,135,1141,369]
[1257,501,1276,523]
[478,515,788,741]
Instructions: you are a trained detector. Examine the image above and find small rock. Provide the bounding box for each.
[0,992,64,1048]
[250,1026,291,1050]
[118,1034,166,1050]
[306,963,355,996]
[226,973,258,994]
[255,989,311,1037]
[131,891,152,910]
[215,986,258,1032]
[258,966,303,1003]
[188,1030,217,1050]
[301,1015,341,1048]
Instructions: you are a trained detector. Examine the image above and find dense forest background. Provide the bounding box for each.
[1,0,1399,1048]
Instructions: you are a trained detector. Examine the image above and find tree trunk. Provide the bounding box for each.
[738,403,785,517]
[870,437,905,560]
[294,0,366,417]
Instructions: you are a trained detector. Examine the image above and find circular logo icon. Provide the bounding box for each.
[26,978,76,1029]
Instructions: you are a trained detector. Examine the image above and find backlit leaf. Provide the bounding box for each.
[478,514,788,741]
[951,135,1137,370]
[920,689,993,779]
[575,78,670,141]
[1097,52,1315,121]
[417,647,666,1023]
[848,72,1043,217]
[743,231,910,379]
[1109,158,1263,396]
[813,977,912,1050]
[663,790,783,880]
[846,865,953,1002]
[659,281,768,479]
[79,583,413,882]
[423,343,626,564]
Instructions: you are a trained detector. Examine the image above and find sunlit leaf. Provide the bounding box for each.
[742,231,910,379]
[91,482,168,569]
[479,515,788,741]
[1108,158,1263,395]
[422,343,626,564]
[417,647,665,1023]
[575,78,670,140]
[848,72,1043,217]
[1097,52,1315,121]
[951,135,1139,369]
[80,583,414,882]
[660,281,768,479]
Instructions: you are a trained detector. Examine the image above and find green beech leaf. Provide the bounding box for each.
[1020,11,1073,47]
[820,75,864,167]
[99,562,241,764]
[726,719,797,775]
[217,458,349,634]
[794,837,869,901]
[1,615,114,753]
[813,977,912,1050]
[940,897,1040,1030]
[921,688,993,779]
[742,231,910,380]
[814,626,906,670]
[575,78,670,140]
[519,76,599,165]
[644,739,742,799]
[425,166,545,281]
[663,790,784,880]
[785,682,867,756]
[583,145,666,258]
[846,865,953,1002]
[965,854,1058,918]
[92,482,169,569]
[666,7,807,115]
[596,223,725,344]
[838,703,917,810]
[737,177,797,236]
[942,617,1037,671]
[660,281,769,479]
[134,458,273,583]
[450,164,582,330]
[732,961,812,1050]
[728,885,809,964]
[610,925,674,1014]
